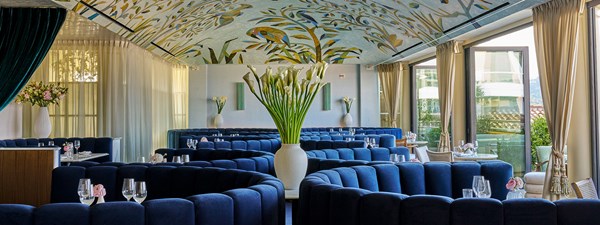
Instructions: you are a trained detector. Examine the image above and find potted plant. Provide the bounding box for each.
[243,62,328,190]
[15,81,68,138]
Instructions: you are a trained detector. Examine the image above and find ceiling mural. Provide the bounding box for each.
[52,0,545,65]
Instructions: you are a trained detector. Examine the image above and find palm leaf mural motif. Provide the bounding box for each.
[245,5,362,64]
[73,0,251,61]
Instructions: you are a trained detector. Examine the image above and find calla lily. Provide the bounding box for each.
[242,62,328,144]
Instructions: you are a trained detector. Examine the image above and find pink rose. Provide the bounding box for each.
[515,177,524,189]
[63,145,71,152]
[43,91,52,100]
[506,179,517,190]
[93,184,106,197]
[24,93,29,99]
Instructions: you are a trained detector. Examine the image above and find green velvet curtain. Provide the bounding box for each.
[0,7,67,111]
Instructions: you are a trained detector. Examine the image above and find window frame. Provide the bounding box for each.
[587,0,600,195]
[466,46,532,172]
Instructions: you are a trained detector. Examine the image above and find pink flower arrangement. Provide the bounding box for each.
[63,143,73,152]
[505,177,524,191]
[14,81,68,107]
[410,158,420,163]
[93,184,106,197]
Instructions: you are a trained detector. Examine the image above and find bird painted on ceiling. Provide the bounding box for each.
[247,27,290,46]
[215,4,253,28]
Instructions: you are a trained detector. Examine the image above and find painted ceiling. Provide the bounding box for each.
[51,0,545,65]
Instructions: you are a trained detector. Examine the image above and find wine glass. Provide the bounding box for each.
[48,141,54,146]
[472,175,485,198]
[74,140,81,155]
[193,139,198,149]
[480,180,492,198]
[133,181,147,203]
[122,178,135,201]
[77,178,94,205]
[186,139,193,148]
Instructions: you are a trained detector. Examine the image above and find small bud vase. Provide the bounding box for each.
[96,196,105,204]
[506,189,526,200]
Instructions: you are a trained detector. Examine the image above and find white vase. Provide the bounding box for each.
[33,107,51,138]
[342,113,353,127]
[96,196,105,204]
[213,114,224,128]
[274,144,308,190]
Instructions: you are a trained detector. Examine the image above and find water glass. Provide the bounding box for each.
[462,189,474,198]
[77,178,94,205]
[48,141,54,146]
[173,156,183,164]
[398,155,406,162]
[38,143,45,147]
[137,156,146,163]
[122,178,135,201]
[389,154,399,163]
[133,181,147,203]
[182,154,190,163]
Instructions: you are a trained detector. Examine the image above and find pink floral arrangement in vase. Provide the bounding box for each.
[505,177,524,191]
[63,142,74,158]
[14,81,68,107]
[93,184,106,204]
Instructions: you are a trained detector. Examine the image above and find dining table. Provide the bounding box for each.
[453,153,498,161]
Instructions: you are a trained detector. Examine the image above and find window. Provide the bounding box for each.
[467,26,541,176]
[588,0,600,194]
[411,58,444,150]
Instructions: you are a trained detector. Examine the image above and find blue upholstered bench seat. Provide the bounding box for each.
[0,137,113,162]
[297,192,600,225]
[299,134,396,147]
[168,127,402,148]
[179,138,282,153]
[305,147,410,174]
[50,166,284,225]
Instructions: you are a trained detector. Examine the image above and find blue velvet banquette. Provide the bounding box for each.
[48,165,284,225]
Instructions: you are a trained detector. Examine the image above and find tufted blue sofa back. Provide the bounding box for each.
[179,138,282,153]
[50,166,284,225]
[0,137,113,162]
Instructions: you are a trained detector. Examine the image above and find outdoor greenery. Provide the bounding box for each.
[530,116,551,166]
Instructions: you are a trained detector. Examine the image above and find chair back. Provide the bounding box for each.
[415,146,430,163]
[535,146,552,171]
[426,150,454,162]
[571,178,599,199]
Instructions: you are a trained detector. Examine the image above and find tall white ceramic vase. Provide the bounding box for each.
[214,114,224,128]
[274,144,307,190]
[342,113,353,127]
[33,107,52,138]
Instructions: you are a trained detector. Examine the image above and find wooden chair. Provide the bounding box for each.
[396,138,407,147]
[571,178,599,199]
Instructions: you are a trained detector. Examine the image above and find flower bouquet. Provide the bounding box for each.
[15,81,68,107]
[212,96,227,114]
[93,184,106,204]
[63,142,74,159]
[505,177,525,199]
[342,97,355,114]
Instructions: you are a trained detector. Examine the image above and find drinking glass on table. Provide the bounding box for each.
[479,180,492,198]
[182,154,190,163]
[462,189,474,198]
[74,140,81,155]
[78,178,94,205]
[472,175,485,198]
[193,139,198,149]
[133,181,147,203]
[122,178,135,201]
[389,154,399,163]
[48,141,54,146]
[173,156,182,164]
[186,139,193,148]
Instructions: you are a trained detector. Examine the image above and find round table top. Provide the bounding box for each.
[454,153,498,161]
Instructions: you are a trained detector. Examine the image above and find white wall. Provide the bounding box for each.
[188,64,380,128]
[0,103,22,139]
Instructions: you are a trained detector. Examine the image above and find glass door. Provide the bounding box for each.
[468,47,530,176]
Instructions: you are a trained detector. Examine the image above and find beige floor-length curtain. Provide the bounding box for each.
[377,62,405,128]
[436,40,461,152]
[532,0,583,200]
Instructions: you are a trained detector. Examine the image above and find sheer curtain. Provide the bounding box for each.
[24,39,189,162]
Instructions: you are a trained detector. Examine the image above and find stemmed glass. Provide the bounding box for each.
[472,175,485,198]
[479,180,492,198]
[187,139,193,148]
[133,181,147,203]
[74,140,81,156]
[122,178,135,201]
[77,178,95,206]
[193,139,198,150]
